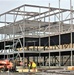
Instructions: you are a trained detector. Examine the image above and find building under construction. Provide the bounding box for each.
[0,3,74,67]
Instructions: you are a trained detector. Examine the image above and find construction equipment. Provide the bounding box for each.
[0,59,13,71]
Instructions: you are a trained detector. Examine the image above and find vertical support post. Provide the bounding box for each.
[48,3,51,67]
[39,7,41,50]
[70,0,73,66]
[55,56,56,65]
[43,56,44,66]
[54,14,56,22]
[48,3,50,50]
[61,9,63,32]
[61,55,63,66]
[52,56,54,65]
[70,0,73,49]
[13,14,15,60]
[37,56,38,66]
[39,7,41,67]
[59,52,61,67]
[33,41,35,51]
[71,51,73,66]
[59,0,61,49]
[4,14,6,59]
[49,52,50,67]
[21,6,26,71]
[44,13,46,22]
[43,56,45,66]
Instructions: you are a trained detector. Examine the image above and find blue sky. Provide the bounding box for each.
[0,0,73,14]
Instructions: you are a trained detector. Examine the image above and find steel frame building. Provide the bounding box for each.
[0,2,74,67]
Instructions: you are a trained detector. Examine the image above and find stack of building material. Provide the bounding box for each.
[67,66,74,70]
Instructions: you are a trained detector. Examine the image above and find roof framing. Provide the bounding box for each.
[0,4,73,17]
[0,4,74,39]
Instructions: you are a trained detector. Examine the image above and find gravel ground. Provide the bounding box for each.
[0,72,74,75]
[0,72,36,75]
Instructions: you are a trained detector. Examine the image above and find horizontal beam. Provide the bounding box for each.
[8,12,31,16]
[0,4,26,16]
[34,10,65,20]
[0,21,12,24]
[62,17,74,22]
[13,10,39,14]
[8,12,39,16]
[25,4,73,11]
[26,10,52,19]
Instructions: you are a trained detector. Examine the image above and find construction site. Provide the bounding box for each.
[0,0,74,75]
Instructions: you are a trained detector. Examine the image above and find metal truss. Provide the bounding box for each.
[0,2,74,67]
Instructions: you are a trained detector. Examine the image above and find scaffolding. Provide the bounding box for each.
[0,1,74,68]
